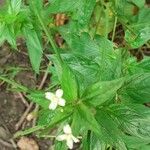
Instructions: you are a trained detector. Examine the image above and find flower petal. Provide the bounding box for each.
[45,92,55,100]
[66,138,73,149]
[58,98,66,106]
[56,134,67,141]
[71,135,79,143]
[63,124,72,134]
[55,89,63,98]
[49,101,58,110]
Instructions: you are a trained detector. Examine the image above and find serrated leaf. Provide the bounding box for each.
[95,103,150,148]
[82,78,124,106]
[95,108,123,144]
[0,24,17,48]
[109,104,150,139]
[61,64,79,101]
[9,0,22,14]
[73,0,96,26]
[50,55,79,102]
[59,32,122,80]
[90,133,106,150]
[127,57,150,74]
[125,8,150,48]
[95,36,122,80]
[123,135,150,149]
[119,73,150,103]
[59,53,100,96]
[23,27,43,74]
[38,106,73,126]
[72,103,101,136]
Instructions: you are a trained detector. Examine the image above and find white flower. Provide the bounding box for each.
[45,89,66,110]
[56,124,79,149]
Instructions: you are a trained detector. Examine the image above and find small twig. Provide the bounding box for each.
[17,92,29,107]
[0,81,5,87]
[9,139,17,149]
[0,139,13,148]
[15,102,34,130]
[38,66,50,90]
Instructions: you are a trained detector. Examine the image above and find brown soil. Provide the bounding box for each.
[0,42,51,150]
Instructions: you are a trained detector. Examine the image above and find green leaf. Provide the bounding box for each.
[54,141,67,150]
[73,0,96,26]
[59,32,122,80]
[0,23,6,45]
[123,135,150,150]
[125,8,150,48]
[15,106,73,138]
[14,125,46,138]
[95,108,124,144]
[119,73,150,103]
[29,0,43,11]
[9,0,22,14]
[95,36,122,80]
[61,64,79,101]
[0,76,29,92]
[94,103,150,148]
[38,106,73,126]
[45,0,96,26]
[23,26,43,74]
[0,24,17,48]
[109,104,150,140]
[89,133,106,150]
[82,131,91,150]
[127,57,150,74]
[59,53,100,96]
[27,92,49,109]
[128,0,145,8]
[72,103,101,136]
[82,78,124,106]
[115,0,135,20]
[45,0,80,13]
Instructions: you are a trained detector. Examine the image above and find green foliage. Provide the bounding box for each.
[1,0,150,149]
[23,27,43,73]
[82,78,124,106]
[61,64,79,101]
[0,0,43,73]
[119,73,150,103]
[125,8,150,48]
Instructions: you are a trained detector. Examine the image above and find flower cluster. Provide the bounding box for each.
[45,89,66,110]
[45,89,80,149]
[56,124,79,149]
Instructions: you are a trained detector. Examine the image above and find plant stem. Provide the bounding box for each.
[0,76,29,92]
[112,16,117,42]
[104,4,109,38]
[31,2,63,64]
[36,135,56,139]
